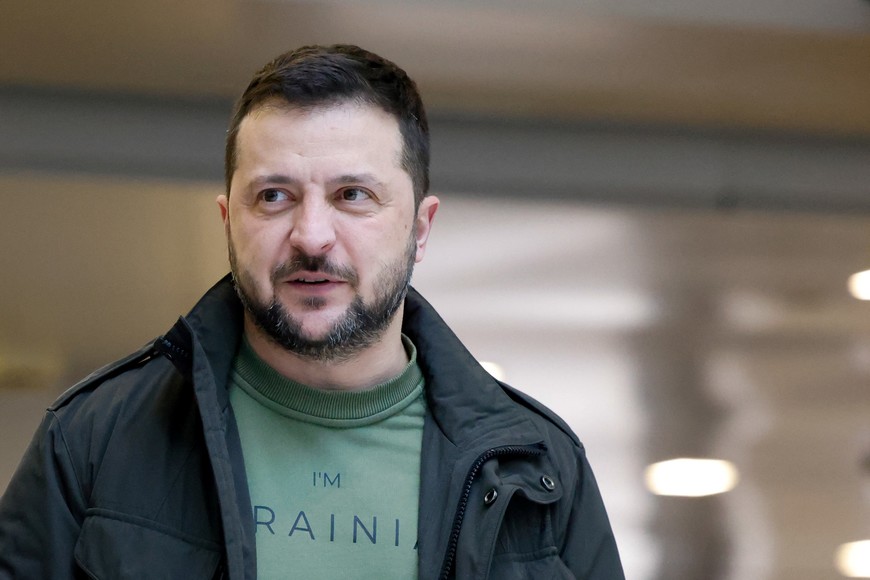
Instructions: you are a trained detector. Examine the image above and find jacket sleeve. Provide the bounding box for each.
[559,447,625,579]
[0,411,86,579]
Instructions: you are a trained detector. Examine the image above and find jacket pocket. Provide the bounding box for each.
[74,509,222,579]
[461,458,566,579]
[489,547,575,579]
[486,494,566,579]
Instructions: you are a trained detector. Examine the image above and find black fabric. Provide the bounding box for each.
[0,275,624,579]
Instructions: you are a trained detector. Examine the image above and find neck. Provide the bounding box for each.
[242,313,409,392]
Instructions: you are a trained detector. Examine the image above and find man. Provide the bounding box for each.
[0,45,623,579]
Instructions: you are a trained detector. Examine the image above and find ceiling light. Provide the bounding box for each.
[644,458,739,497]
[836,540,870,578]
[848,270,870,300]
[479,361,506,381]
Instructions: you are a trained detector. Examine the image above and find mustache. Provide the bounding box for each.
[271,253,359,287]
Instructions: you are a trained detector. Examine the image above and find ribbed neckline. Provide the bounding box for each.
[231,335,424,428]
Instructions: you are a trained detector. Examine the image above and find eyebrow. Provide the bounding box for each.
[250,173,385,188]
[334,173,385,188]
[251,174,300,187]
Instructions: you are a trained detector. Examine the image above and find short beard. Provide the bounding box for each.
[228,232,417,363]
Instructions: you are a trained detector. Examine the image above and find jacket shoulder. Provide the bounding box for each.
[43,341,188,480]
[498,382,583,449]
[50,342,160,410]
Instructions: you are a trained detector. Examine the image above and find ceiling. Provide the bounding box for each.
[1,2,870,579]
[3,0,870,136]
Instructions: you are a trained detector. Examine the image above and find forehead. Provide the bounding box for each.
[235,100,403,169]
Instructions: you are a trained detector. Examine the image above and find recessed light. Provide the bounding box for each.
[848,270,870,301]
[479,361,506,381]
[644,458,739,497]
[836,540,870,578]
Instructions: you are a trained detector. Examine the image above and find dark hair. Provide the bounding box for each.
[225,44,429,207]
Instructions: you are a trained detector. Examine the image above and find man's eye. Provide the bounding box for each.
[261,189,289,203]
[340,187,371,202]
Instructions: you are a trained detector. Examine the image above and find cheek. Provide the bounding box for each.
[232,220,288,270]
[354,223,406,257]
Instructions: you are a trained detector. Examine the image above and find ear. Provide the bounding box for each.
[413,195,439,263]
[217,194,230,227]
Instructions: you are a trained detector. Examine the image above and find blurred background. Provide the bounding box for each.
[2,1,870,578]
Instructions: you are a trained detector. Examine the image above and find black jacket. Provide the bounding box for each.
[0,276,624,579]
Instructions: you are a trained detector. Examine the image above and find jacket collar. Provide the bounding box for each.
[402,287,544,448]
[160,274,243,411]
[161,275,543,446]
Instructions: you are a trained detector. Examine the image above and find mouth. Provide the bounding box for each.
[285,273,344,289]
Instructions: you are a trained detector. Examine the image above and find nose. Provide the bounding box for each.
[288,197,336,256]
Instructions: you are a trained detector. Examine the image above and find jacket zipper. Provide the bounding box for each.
[438,443,546,580]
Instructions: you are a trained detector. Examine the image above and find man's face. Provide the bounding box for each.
[218,101,437,361]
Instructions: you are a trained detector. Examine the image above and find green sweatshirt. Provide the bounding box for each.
[228,336,425,579]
